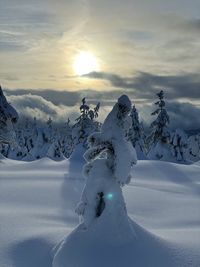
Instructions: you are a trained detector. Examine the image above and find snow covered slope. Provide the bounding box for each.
[0,158,200,266]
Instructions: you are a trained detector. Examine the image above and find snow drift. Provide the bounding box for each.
[0,158,200,267]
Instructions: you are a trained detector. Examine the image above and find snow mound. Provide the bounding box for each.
[53,215,180,267]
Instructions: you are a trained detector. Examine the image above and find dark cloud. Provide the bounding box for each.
[139,101,200,131]
[179,18,200,33]
[83,71,134,89]
[167,101,200,131]
[4,88,149,110]
[133,72,200,100]
[84,71,200,100]
[5,88,129,107]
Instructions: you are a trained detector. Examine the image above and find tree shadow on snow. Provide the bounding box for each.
[10,238,53,267]
[60,149,85,223]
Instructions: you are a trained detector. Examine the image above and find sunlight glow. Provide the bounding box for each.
[73,52,99,76]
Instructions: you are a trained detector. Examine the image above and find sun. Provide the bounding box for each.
[73,52,99,76]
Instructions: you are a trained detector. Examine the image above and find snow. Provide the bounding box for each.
[0,157,200,266]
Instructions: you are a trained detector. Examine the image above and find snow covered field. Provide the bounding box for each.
[0,158,200,267]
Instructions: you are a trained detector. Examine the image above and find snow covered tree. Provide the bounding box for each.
[53,95,137,267]
[128,105,147,159]
[60,119,73,158]
[29,118,60,160]
[147,90,171,160]
[148,90,170,146]
[186,134,200,162]
[23,118,37,153]
[46,117,53,129]
[47,140,64,161]
[72,98,101,148]
[20,118,37,160]
[76,95,137,226]
[170,129,188,162]
[0,86,18,122]
[69,98,101,170]
[0,119,18,157]
[46,123,65,161]
[0,86,18,155]
[13,128,29,159]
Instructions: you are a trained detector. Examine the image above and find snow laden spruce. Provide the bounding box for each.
[52,95,137,267]
[76,94,137,226]
[71,98,100,154]
[0,85,18,159]
[147,90,171,160]
[128,105,147,159]
[69,97,101,172]
[170,128,188,162]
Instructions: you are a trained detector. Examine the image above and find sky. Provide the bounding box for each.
[1,0,200,129]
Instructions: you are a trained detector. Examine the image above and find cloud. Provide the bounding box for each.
[5,89,81,106]
[5,87,200,131]
[167,101,200,131]
[84,71,200,100]
[5,90,110,124]
[174,17,200,34]
[83,71,131,88]
[139,101,200,131]
[0,0,89,50]
[0,41,26,52]
[7,94,80,123]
